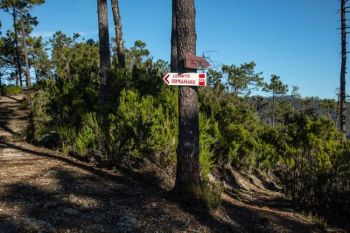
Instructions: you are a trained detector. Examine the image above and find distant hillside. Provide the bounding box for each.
[249,95,350,134]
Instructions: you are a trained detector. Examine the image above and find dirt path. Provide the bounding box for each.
[0,94,345,233]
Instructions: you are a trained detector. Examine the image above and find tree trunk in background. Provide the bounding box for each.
[272,91,275,128]
[111,0,126,68]
[12,6,23,87]
[173,0,201,198]
[340,0,347,134]
[336,89,340,129]
[20,8,31,87]
[97,0,111,104]
[170,0,178,72]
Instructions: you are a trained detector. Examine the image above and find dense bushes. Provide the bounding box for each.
[108,88,178,162]
[25,37,350,214]
[26,90,52,143]
[0,85,22,95]
[274,112,350,213]
[74,112,102,156]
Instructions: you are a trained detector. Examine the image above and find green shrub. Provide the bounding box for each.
[109,89,178,163]
[200,182,222,210]
[199,113,220,178]
[0,85,22,95]
[274,111,348,209]
[57,126,77,155]
[26,90,52,143]
[75,112,102,156]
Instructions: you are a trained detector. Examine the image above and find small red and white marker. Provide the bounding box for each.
[163,73,207,87]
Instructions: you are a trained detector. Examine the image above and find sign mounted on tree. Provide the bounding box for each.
[184,54,211,70]
[163,73,207,86]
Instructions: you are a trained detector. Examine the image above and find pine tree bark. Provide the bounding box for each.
[272,92,275,128]
[97,0,111,104]
[111,0,125,68]
[12,6,23,87]
[170,0,178,72]
[173,0,201,198]
[340,0,347,134]
[20,8,31,87]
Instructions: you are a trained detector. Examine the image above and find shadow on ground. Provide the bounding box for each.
[0,95,25,137]
[0,139,326,233]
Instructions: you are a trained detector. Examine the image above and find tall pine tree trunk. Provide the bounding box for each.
[173,0,201,198]
[97,0,111,104]
[111,0,125,68]
[272,91,275,128]
[171,0,178,72]
[340,0,347,134]
[20,8,31,87]
[12,6,22,87]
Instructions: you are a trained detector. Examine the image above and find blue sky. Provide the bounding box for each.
[0,0,343,99]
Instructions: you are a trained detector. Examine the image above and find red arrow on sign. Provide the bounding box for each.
[163,74,170,84]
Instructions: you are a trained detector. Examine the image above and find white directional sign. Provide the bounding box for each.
[163,73,207,87]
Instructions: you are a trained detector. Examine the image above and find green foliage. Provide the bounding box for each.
[109,88,178,162]
[57,126,76,155]
[25,37,350,217]
[200,182,222,210]
[263,74,289,127]
[0,0,45,9]
[26,36,99,150]
[126,40,151,68]
[199,113,220,177]
[201,92,265,168]
[263,74,288,97]
[222,62,264,95]
[26,90,51,142]
[272,111,349,211]
[75,112,102,156]
[30,36,51,81]
[301,211,328,231]
[0,0,46,86]
[0,84,22,95]
[27,39,175,165]
[207,69,223,88]
[0,31,17,77]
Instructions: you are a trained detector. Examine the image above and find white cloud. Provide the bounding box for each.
[32,30,98,39]
[31,31,56,38]
[77,30,98,37]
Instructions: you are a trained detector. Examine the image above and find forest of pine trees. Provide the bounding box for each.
[0,0,349,225]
